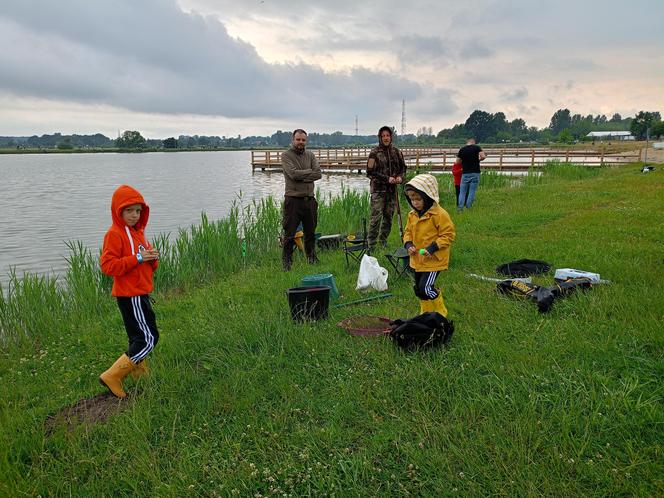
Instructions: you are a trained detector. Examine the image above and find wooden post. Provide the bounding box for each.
[565,150,570,163]
[442,151,447,170]
[600,150,604,166]
[499,150,503,171]
[416,150,420,171]
[531,149,535,168]
[251,150,255,171]
[266,150,271,170]
[637,148,642,162]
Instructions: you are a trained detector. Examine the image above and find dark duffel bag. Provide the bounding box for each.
[389,312,454,351]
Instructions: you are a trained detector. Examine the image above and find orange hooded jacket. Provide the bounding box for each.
[100,185,158,297]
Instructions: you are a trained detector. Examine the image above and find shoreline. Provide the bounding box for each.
[1,142,658,158]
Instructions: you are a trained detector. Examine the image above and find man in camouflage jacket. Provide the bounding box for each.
[366,126,407,251]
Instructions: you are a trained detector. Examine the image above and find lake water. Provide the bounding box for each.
[0,151,369,286]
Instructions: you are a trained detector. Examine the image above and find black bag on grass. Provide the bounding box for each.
[496,259,551,277]
[496,279,555,312]
[547,277,592,297]
[389,312,454,351]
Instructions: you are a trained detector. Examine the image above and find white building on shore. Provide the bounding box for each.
[586,131,635,141]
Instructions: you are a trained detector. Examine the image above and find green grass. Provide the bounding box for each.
[1,163,663,496]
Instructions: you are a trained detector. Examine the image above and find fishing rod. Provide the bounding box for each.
[333,293,393,309]
[394,184,404,239]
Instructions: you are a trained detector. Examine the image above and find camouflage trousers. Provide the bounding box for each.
[368,191,397,251]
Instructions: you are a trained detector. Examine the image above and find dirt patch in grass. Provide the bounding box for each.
[44,393,129,434]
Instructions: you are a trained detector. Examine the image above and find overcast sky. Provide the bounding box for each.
[1,0,662,138]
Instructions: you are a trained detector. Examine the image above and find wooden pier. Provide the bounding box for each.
[251,146,641,173]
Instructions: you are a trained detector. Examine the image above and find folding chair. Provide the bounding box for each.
[385,246,413,280]
[343,236,368,265]
[343,219,369,265]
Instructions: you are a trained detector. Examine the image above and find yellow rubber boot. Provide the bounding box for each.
[99,354,135,398]
[430,293,448,317]
[131,359,149,380]
[420,298,433,314]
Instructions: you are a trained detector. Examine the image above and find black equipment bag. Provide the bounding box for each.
[496,279,555,312]
[496,259,551,277]
[548,277,592,297]
[389,312,454,351]
[497,277,593,313]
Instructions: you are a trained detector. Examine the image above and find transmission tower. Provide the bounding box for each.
[401,99,406,136]
[355,115,358,136]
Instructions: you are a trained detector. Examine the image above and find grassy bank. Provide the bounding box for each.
[1,163,663,496]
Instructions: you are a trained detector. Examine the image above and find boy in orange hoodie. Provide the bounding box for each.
[99,185,160,398]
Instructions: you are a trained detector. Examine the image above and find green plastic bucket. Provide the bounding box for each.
[301,273,340,300]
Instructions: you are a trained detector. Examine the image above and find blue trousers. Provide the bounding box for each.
[458,172,480,209]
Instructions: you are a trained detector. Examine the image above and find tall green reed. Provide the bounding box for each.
[238,195,283,264]
[479,170,519,189]
[64,240,112,315]
[317,185,370,235]
[524,160,604,186]
[0,269,65,347]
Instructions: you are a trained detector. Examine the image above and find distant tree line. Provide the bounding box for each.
[1,109,661,151]
[419,108,662,144]
[0,133,113,149]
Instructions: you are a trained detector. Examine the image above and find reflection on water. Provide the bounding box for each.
[0,151,368,284]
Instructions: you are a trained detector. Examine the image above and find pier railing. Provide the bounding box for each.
[251,147,641,173]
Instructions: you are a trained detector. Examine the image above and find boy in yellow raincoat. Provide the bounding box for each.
[403,174,456,316]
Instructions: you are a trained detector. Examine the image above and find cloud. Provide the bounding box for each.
[502,87,528,101]
[1,0,662,135]
[410,88,458,118]
[458,40,494,59]
[543,58,600,72]
[0,1,429,125]
[393,35,449,65]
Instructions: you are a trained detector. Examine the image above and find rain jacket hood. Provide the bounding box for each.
[405,174,439,215]
[111,184,150,230]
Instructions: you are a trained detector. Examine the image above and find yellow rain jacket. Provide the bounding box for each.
[403,174,455,272]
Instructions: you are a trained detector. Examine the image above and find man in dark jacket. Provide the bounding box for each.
[366,126,407,252]
[281,129,322,271]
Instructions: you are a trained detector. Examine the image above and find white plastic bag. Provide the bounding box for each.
[356,254,389,292]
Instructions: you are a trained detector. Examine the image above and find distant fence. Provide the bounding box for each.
[251,147,641,173]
